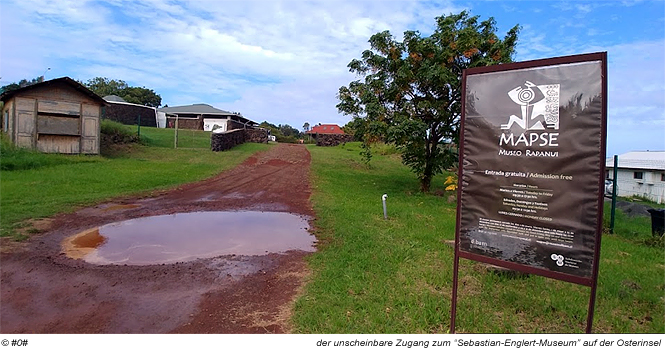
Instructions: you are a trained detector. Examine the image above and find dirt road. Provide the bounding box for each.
[0,144,315,333]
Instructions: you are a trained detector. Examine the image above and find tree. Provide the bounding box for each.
[337,11,519,192]
[83,77,128,97]
[83,77,162,107]
[0,76,43,94]
[122,86,162,107]
[259,121,302,143]
[279,124,301,138]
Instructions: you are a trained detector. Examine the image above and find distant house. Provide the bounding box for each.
[158,104,257,131]
[103,95,166,128]
[606,151,665,203]
[305,123,353,146]
[1,77,106,154]
[306,124,345,135]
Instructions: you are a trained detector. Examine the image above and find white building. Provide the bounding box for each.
[606,151,665,203]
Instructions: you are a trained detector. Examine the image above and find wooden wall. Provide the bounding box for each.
[3,81,102,154]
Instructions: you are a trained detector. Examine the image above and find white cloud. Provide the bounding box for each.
[1,0,662,155]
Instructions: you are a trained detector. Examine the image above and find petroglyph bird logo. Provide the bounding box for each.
[501,81,560,131]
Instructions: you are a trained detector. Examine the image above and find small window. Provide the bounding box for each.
[605,170,609,179]
[661,173,665,182]
[634,172,643,180]
[3,110,8,132]
[323,126,327,130]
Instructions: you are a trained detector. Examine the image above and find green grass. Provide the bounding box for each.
[0,133,99,171]
[294,142,665,334]
[1,139,269,239]
[139,126,212,149]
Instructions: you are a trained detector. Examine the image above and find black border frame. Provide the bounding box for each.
[450,52,608,333]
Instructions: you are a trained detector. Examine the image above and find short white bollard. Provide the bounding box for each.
[382,193,388,219]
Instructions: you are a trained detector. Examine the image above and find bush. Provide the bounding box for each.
[276,135,298,143]
[100,119,139,145]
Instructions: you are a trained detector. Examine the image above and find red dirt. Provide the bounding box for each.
[0,144,315,333]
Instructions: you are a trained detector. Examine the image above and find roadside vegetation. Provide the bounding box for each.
[0,126,269,239]
[295,142,664,334]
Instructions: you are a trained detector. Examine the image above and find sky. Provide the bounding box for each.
[1,0,663,156]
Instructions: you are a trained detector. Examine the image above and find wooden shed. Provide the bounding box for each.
[1,77,107,154]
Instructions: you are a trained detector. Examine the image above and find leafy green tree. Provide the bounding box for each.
[83,77,129,97]
[0,76,43,94]
[122,86,162,107]
[279,124,301,138]
[83,77,162,107]
[259,121,303,143]
[337,11,519,192]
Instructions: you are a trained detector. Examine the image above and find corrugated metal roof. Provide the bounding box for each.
[158,103,233,115]
[103,95,127,103]
[158,104,257,125]
[605,151,665,170]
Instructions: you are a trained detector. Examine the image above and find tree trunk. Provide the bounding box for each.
[420,174,432,192]
[420,133,436,192]
[420,152,434,192]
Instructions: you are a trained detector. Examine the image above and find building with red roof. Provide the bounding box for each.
[306,124,345,135]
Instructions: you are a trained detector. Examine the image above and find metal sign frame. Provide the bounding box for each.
[450,52,607,333]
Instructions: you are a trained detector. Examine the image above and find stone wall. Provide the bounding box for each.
[104,103,157,127]
[211,128,268,152]
[166,117,202,130]
[228,119,246,131]
[315,133,355,147]
[245,128,268,144]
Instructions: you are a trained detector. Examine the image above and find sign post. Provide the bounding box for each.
[451,52,607,333]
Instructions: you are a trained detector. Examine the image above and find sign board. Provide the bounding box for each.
[204,119,228,132]
[455,52,607,286]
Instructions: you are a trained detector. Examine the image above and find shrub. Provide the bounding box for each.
[100,119,139,145]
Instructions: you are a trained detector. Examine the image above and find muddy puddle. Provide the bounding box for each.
[62,211,315,265]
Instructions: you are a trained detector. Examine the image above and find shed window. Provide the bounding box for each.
[661,173,665,182]
[3,110,8,133]
[633,172,643,180]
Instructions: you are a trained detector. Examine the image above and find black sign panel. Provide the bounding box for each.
[456,53,607,285]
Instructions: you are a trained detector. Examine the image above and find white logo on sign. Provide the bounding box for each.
[550,253,565,267]
[501,81,560,131]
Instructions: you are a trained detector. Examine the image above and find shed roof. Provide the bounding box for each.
[0,77,107,105]
[605,151,665,171]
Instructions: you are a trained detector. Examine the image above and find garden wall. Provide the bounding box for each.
[316,134,355,147]
[166,117,202,130]
[211,128,268,152]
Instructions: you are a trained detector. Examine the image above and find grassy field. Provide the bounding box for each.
[1,129,269,239]
[2,133,662,333]
[139,125,212,149]
[294,142,664,334]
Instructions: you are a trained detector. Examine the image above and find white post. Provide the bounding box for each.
[382,194,388,219]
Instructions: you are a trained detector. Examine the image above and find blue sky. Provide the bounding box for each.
[1,0,663,156]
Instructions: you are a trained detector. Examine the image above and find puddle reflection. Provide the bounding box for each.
[62,211,315,265]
